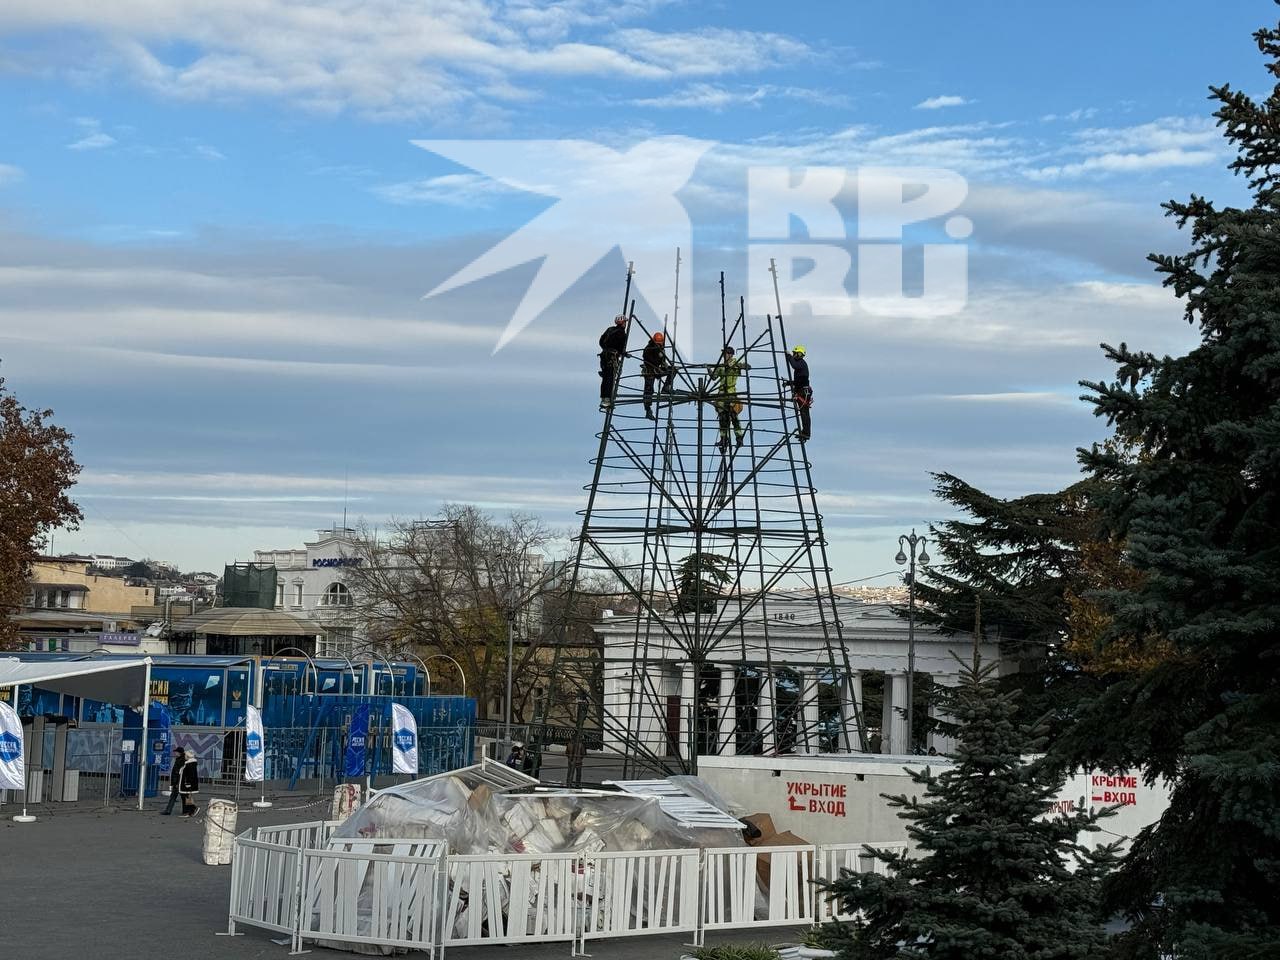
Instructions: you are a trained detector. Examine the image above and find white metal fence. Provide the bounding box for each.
[298,844,443,956]
[815,842,897,922]
[227,837,302,937]
[224,821,906,955]
[582,848,701,942]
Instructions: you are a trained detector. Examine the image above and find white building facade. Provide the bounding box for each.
[254,527,362,656]
[597,596,1007,760]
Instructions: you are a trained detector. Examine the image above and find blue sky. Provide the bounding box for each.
[0,1,1269,574]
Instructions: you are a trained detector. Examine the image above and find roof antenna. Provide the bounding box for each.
[343,466,349,531]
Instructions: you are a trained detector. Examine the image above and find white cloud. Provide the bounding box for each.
[1025,116,1223,180]
[374,172,520,207]
[633,82,845,110]
[67,131,116,150]
[915,95,972,110]
[611,26,812,76]
[0,2,814,119]
[0,163,21,184]
[1041,107,1098,123]
[65,116,116,150]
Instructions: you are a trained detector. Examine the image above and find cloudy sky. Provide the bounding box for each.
[0,1,1265,576]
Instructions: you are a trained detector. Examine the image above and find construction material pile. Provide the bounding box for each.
[331,762,747,854]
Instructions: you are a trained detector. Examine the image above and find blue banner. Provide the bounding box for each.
[343,704,370,778]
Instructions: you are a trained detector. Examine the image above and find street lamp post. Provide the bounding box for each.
[503,597,516,752]
[894,529,930,753]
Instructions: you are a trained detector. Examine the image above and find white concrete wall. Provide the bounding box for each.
[697,754,1171,853]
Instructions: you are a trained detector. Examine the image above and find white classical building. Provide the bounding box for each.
[253,527,548,660]
[254,527,363,656]
[596,595,1007,760]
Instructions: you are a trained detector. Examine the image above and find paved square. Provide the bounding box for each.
[0,793,805,960]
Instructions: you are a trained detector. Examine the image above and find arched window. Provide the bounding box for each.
[322,582,352,606]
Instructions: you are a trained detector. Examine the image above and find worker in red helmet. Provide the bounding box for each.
[598,314,628,410]
[641,330,673,421]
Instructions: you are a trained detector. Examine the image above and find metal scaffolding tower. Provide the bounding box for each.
[544,257,868,776]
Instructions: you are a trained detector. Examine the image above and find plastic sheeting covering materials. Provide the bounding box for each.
[332,770,748,856]
[330,783,362,823]
[203,799,237,865]
[301,771,759,954]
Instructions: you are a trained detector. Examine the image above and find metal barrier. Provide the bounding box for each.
[297,844,444,957]
[226,833,303,938]
[702,845,817,934]
[815,842,897,922]
[255,820,339,850]
[442,852,582,948]
[225,824,909,955]
[581,849,701,943]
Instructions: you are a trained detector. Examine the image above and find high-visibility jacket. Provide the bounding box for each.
[711,356,740,395]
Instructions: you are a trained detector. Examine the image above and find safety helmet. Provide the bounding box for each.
[652,332,665,343]
[792,344,806,356]
[614,314,626,325]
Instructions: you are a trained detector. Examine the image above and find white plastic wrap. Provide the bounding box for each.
[334,775,746,855]
[322,771,749,952]
[330,782,362,823]
[202,799,237,865]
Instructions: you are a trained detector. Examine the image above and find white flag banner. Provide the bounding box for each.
[0,700,25,792]
[390,702,419,775]
[244,704,265,783]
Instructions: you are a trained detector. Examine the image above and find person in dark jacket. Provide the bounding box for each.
[598,314,628,408]
[176,749,200,818]
[162,745,186,815]
[785,345,812,441]
[641,331,673,420]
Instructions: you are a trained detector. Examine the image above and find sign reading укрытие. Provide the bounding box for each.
[786,780,848,817]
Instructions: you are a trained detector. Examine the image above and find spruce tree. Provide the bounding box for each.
[1054,17,1280,958]
[914,473,1107,724]
[823,660,1118,960]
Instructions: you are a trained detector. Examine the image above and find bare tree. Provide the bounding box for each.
[339,505,556,721]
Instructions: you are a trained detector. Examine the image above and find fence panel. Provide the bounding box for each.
[702,845,816,932]
[814,842,906,922]
[581,849,700,941]
[227,836,302,936]
[297,846,442,954]
[442,853,581,947]
[255,820,339,850]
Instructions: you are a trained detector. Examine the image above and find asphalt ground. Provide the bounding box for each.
[0,789,807,960]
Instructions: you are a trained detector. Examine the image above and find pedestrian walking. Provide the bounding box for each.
[162,745,186,815]
[176,747,200,818]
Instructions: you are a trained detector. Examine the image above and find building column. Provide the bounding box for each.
[928,674,959,756]
[717,666,737,757]
[602,668,621,754]
[880,672,895,754]
[756,670,775,755]
[678,663,696,761]
[886,672,909,755]
[801,669,821,754]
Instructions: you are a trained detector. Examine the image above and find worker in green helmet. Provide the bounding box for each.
[711,345,746,452]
